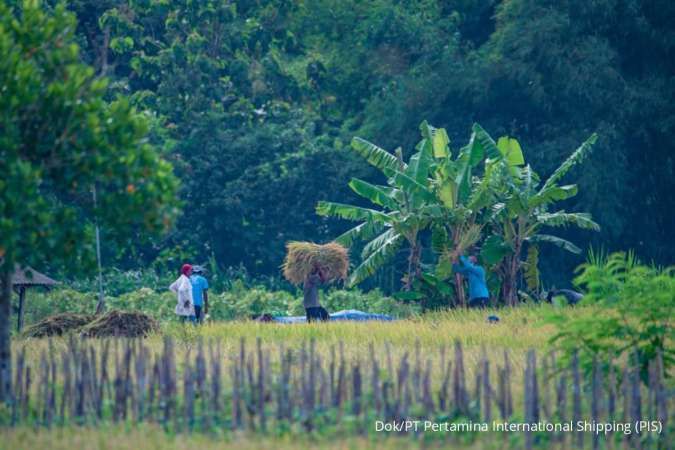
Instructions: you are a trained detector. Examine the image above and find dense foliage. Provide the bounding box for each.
[29,0,672,287]
[21,283,418,326]
[319,121,598,306]
[548,251,674,381]
[0,0,179,401]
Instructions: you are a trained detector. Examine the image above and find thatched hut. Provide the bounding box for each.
[11,265,59,331]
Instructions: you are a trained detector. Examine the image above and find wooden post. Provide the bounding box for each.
[16,287,25,332]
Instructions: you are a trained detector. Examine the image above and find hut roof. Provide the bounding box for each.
[11,266,59,287]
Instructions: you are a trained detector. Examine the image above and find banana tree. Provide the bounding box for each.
[316,134,440,289]
[425,122,525,306]
[483,133,601,305]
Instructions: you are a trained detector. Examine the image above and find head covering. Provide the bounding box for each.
[192,265,205,274]
[181,264,192,276]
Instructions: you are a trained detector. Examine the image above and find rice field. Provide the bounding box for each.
[5,305,671,449]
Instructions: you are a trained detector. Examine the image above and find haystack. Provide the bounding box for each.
[282,241,349,285]
[23,313,94,337]
[80,310,159,338]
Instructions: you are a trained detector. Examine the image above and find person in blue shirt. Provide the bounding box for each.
[452,254,490,308]
[190,265,209,323]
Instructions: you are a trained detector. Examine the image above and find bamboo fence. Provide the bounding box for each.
[6,336,672,449]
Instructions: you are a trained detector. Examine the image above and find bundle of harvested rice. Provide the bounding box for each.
[23,313,94,337]
[282,241,349,285]
[80,310,159,338]
[449,224,482,259]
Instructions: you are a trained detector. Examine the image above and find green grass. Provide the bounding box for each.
[0,423,506,450]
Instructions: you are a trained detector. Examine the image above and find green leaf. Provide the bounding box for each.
[437,181,456,209]
[406,138,433,183]
[362,228,396,258]
[431,225,449,253]
[527,234,582,253]
[471,123,501,159]
[480,234,512,265]
[434,129,450,157]
[541,133,597,191]
[528,184,578,209]
[464,133,484,167]
[316,201,391,223]
[537,211,600,231]
[393,290,425,301]
[435,259,454,280]
[348,178,399,210]
[497,136,525,166]
[384,168,436,203]
[348,233,404,286]
[351,137,405,172]
[333,221,384,247]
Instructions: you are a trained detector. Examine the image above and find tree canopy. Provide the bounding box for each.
[17,0,675,284]
[0,0,179,401]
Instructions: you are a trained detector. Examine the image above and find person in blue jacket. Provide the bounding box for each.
[190,265,209,323]
[452,254,490,308]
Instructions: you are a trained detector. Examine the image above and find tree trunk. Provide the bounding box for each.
[0,269,12,403]
[404,242,421,291]
[503,248,521,307]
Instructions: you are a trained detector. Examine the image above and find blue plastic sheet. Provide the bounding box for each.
[273,309,394,323]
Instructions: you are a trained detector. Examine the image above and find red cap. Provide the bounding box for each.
[181,264,192,275]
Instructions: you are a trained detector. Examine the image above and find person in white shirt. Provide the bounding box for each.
[169,263,195,322]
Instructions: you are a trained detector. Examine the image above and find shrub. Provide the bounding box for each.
[322,288,420,317]
[19,281,418,328]
[547,252,674,382]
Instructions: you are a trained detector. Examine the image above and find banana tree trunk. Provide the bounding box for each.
[503,244,521,306]
[451,228,467,307]
[455,273,466,307]
[404,241,421,291]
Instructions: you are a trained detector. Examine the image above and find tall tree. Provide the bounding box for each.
[0,1,179,401]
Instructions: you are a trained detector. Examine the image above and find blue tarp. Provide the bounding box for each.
[273,309,394,323]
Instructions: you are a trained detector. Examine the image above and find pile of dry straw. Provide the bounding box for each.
[282,241,349,285]
[80,310,159,338]
[23,310,158,338]
[23,313,94,337]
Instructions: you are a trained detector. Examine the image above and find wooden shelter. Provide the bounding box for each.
[12,266,58,331]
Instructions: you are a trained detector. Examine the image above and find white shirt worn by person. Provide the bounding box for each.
[169,274,195,317]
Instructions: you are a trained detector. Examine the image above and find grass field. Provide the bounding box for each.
[6,305,670,449]
[19,304,572,365]
[0,424,501,450]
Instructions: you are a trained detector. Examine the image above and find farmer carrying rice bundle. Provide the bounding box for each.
[282,241,349,322]
[452,252,490,308]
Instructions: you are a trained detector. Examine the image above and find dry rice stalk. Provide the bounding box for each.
[23,313,94,338]
[80,310,159,338]
[282,241,349,285]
